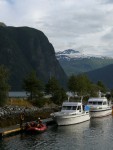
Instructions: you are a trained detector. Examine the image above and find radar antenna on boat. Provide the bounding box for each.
[98,91,101,98]
[80,96,83,103]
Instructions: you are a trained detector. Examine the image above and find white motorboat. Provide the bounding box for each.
[87,93,112,118]
[50,98,90,126]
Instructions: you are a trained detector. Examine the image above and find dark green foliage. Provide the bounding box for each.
[23,70,43,100]
[45,77,67,104]
[75,75,91,95]
[51,88,67,105]
[0,26,67,90]
[97,81,107,93]
[45,76,60,96]
[67,74,107,98]
[0,65,10,106]
[68,74,91,96]
[68,75,78,95]
[105,92,112,100]
[88,83,100,97]
[32,98,47,108]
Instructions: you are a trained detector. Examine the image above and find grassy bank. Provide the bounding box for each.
[0,98,58,128]
[7,98,34,107]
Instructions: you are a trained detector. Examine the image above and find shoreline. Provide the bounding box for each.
[0,105,59,128]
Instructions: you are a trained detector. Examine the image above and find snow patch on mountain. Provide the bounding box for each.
[56,49,113,60]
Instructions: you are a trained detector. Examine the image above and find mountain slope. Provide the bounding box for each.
[0,26,67,90]
[86,64,113,89]
[56,49,113,76]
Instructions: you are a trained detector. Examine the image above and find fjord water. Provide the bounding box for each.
[0,115,113,150]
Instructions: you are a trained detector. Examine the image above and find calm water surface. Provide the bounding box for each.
[0,115,113,150]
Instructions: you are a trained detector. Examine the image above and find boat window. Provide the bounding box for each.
[103,101,107,105]
[88,101,92,104]
[77,106,81,111]
[62,106,72,110]
[67,106,72,110]
[72,106,77,110]
[93,102,98,105]
[62,106,67,110]
[98,102,102,105]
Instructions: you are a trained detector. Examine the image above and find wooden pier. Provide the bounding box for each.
[0,127,24,138]
[0,118,55,138]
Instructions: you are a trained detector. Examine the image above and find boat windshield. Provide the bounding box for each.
[62,106,77,110]
[88,101,103,105]
[103,101,107,105]
[98,102,102,105]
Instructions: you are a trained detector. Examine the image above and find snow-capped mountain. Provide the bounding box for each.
[56,49,113,76]
[56,49,84,60]
[56,49,112,60]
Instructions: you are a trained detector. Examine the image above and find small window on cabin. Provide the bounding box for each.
[93,102,97,105]
[103,101,107,105]
[98,102,102,105]
[73,106,77,110]
[88,101,92,104]
[62,106,67,110]
[77,106,81,111]
[67,106,72,110]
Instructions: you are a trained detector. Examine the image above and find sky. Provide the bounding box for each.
[0,0,113,56]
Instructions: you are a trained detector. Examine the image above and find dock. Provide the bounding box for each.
[0,127,24,138]
[0,118,55,138]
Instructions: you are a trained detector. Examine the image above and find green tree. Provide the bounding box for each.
[45,76,67,104]
[88,83,100,97]
[68,75,78,96]
[76,75,91,95]
[97,81,107,93]
[45,76,60,96]
[52,88,67,105]
[68,74,91,96]
[0,65,10,106]
[23,70,43,100]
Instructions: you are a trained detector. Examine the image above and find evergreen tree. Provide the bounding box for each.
[45,76,67,104]
[76,74,91,95]
[52,88,67,105]
[0,65,10,106]
[68,74,91,96]
[68,75,78,96]
[23,70,43,100]
[89,83,100,97]
[97,81,107,93]
[45,76,60,96]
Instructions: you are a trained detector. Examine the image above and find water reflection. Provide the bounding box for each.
[90,115,113,128]
[0,116,113,150]
[50,120,90,141]
[87,115,113,150]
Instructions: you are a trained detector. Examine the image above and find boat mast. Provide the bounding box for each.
[98,91,101,98]
[81,96,83,112]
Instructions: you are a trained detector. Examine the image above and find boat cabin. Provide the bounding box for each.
[88,97,108,107]
[61,102,83,113]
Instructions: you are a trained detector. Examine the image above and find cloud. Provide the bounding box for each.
[101,0,113,4]
[0,0,113,56]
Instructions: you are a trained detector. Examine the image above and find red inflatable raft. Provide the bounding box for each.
[25,122,47,133]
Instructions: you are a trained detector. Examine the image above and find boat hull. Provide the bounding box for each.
[52,113,90,126]
[25,124,47,133]
[89,108,112,118]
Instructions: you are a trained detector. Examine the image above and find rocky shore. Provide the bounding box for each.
[0,105,59,128]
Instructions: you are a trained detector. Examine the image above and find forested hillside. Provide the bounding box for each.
[86,64,113,89]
